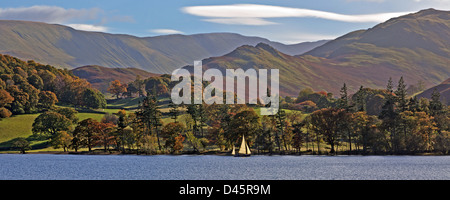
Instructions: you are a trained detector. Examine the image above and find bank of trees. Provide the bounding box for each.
[24,75,450,155]
[0,54,106,120]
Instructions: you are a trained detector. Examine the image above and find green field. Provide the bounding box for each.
[0,107,121,151]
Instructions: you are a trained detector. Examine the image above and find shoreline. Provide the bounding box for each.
[1,150,448,156]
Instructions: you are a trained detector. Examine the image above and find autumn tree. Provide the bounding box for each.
[51,131,73,152]
[93,122,116,152]
[0,89,13,118]
[72,118,98,152]
[307,108,347,154]
[0,89,14,107]
[38,90,58,109]
[108,80,127,99]
[173,134,185,154]
[162,122,186,153]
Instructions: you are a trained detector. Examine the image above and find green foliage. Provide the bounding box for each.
[82,88,107,109]
[31,108,78,138]
[11,137,31,154]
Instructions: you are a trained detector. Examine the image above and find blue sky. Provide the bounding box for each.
[0,0,449,44]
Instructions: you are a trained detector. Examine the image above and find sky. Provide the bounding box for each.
[0,0,449,44]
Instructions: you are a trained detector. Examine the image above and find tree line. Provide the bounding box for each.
[18,76,448,155]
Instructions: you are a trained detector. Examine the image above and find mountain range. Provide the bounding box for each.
[0,20,327,73]
[0,8,448,98]
[192,8,449,96]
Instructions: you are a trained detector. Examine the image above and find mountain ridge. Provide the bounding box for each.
[194,9,450,96]
[0,20,327,73]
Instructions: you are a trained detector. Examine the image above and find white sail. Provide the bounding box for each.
[238,135,251,155]
[231,146,235,155]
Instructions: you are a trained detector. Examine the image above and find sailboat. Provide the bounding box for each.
[234,135,251,157]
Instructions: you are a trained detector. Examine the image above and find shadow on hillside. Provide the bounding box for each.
[0,134,49,151]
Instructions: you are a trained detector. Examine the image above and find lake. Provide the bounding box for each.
[0,154,449,180]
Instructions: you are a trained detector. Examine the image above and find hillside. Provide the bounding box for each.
[191,9,450,96]
[0,54,106,118]
[0,20,326,73]
[416,78,450,105]
[72,65,159,93]
[304,8,450,85]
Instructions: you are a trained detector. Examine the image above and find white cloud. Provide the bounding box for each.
[150,29,184,35]
[0,5,100,23]
[66,24,108,32]
[182,4,412,25]
[203,18,277,25]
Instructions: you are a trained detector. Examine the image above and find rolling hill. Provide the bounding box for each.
[416,78,450,105]
[0,20,326,73]
[304,8,450,85]
[72,65,159,93]
[189,9,450,96]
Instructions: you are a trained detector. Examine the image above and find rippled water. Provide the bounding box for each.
[0,154,449,180]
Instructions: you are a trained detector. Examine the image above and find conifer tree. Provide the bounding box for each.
[168,100,179,123]
[338,83,349,111]
[429,88,443,116]
[395,76,408,112]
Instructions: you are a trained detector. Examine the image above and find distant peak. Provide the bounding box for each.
[255,43,281,55]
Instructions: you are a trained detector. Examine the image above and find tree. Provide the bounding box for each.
[51,131,73,152]
[307,108,347,154]
[229,109,260,148]
[429,88,443,117]
[173,134,185,154]
[380,77,399,153]
[12,137,31,154]
[292,123,305,153]
[355,86,366,112]
[27,74,44,90]
[0,89,13,108]
[434,131,450,154]
[72,118,99,152]
[395,76,408,112]
[168,100,179,122]
[275,109,287,152]
[116,109,128,152]
[93,122,116,152]
[162,122,185,153]
[32,111,73,139]
[108,80,127,99]
[136,95,162,150]
[38,91,58,109]
[398,111,436,153]
[82,88,106,109]
[338,83,349,110]
[0,107,12,118]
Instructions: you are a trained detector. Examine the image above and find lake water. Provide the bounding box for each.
[0,154,449,180]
